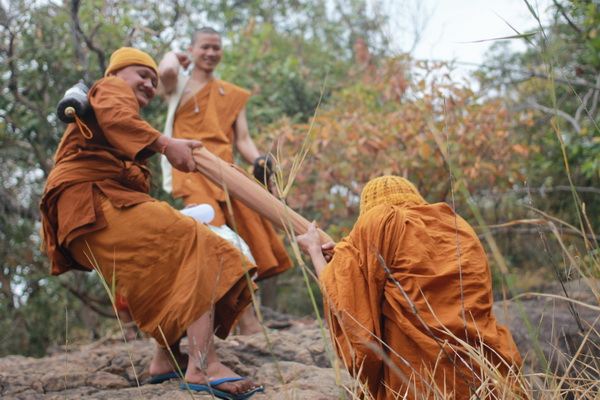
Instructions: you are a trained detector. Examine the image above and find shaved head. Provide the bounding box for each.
[192,27,221,45]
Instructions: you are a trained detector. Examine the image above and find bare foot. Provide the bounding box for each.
[148,344,188,376]
[185,360,260,395]
[237,306,262,335]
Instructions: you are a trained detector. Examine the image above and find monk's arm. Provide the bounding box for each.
[158,51,185,95]
[148,135,202,172]
[233,107,261,164]
[297,222,333,278]
[91,77,201,172]
[307,248,328,278]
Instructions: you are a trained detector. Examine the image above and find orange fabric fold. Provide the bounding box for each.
[41,76,161,275]
[321,203,522,399]
[68,197,255,344]
[171,79,291,280]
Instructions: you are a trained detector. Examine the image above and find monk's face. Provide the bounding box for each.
[112,65,158,108]
[189,33,222,72]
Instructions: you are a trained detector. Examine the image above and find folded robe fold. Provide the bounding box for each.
[40,76,255,345]
[321,203,522,399]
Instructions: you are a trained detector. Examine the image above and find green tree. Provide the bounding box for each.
[475,0,599,285]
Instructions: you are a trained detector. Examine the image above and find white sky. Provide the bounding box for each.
[399,0,554,66]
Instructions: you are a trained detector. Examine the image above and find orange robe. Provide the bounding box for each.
[321,203,522,399]
[40,76,255,345]
[171,78,291,280]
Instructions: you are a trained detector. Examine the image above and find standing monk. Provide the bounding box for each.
[297,176,522,399]
[159,27,292,334]
[41,47,263,399]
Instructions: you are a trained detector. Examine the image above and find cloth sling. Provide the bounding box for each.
[161,72,189,193]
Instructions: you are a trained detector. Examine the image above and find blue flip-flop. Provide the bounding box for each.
[179,377,264,400]
[148,368,186,384]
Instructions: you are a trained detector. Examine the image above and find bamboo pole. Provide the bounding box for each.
[192,147,333,244]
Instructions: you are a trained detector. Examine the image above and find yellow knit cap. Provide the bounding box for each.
[359,176,427,214]
[104,47,158,77]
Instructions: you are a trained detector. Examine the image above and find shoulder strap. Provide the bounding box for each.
[161,73,189,193]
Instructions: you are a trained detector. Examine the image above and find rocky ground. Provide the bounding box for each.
[1,280,598,399]
[0,313,353,400]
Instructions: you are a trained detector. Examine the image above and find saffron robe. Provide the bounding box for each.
[170,78,291,280]
[321,203,522,399]
[40,77,255,344]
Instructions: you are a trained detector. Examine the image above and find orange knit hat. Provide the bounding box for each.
[104,47,158,77]
[359,176,427,214]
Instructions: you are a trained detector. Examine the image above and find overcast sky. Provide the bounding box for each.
[392,0,554,66]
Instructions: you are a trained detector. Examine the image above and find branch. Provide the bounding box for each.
[0,186,39,220]
[7,30,37,112]
[0,2,7,27]
[59,280,115,318]
[5,24,56,149]
[484,226,599,242]
[460,58,600,91]
[68,0,86,80]
[552,0,582,34]
[511,186,600,196]
[525,99,581,133]
[585,73,600,118]
[70,0,106,72]
[171,0,181,26]
[574,87,593,122]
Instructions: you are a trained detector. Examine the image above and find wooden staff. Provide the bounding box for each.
[192,147,333,244]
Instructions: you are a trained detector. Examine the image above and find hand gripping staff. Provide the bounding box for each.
[192,147,333,245]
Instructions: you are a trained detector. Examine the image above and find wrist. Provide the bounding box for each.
[309,246,323,258]
[157,136,170,155]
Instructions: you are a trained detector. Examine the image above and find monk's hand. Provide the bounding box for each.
[252,154,274,186]
[165,138,203,172]
[321,241,335,262]
[175,52,191,69]
[296,222,323,257]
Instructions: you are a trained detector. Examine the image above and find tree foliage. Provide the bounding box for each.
[259,56,527,241]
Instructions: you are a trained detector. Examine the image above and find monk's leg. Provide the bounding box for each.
[117,308,138,341]
[148,339,188,376]
[186,311,259,394]
[237,305,262,335]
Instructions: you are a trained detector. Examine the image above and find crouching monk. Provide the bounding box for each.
[40,47,262,399]
[297,176,522,399]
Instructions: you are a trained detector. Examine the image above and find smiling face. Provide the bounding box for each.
[189,32,222,73]
[112,65,158,108]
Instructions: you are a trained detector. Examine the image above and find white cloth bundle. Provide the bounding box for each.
[180,204,256,264]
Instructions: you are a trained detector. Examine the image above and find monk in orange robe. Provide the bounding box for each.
[297,176,522,399]
[158,27,291,334]
[40,47,263,398]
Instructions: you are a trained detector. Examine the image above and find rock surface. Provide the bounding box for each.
[0,319,352,400]
[492,279,599,374]
[1,281,598,399]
